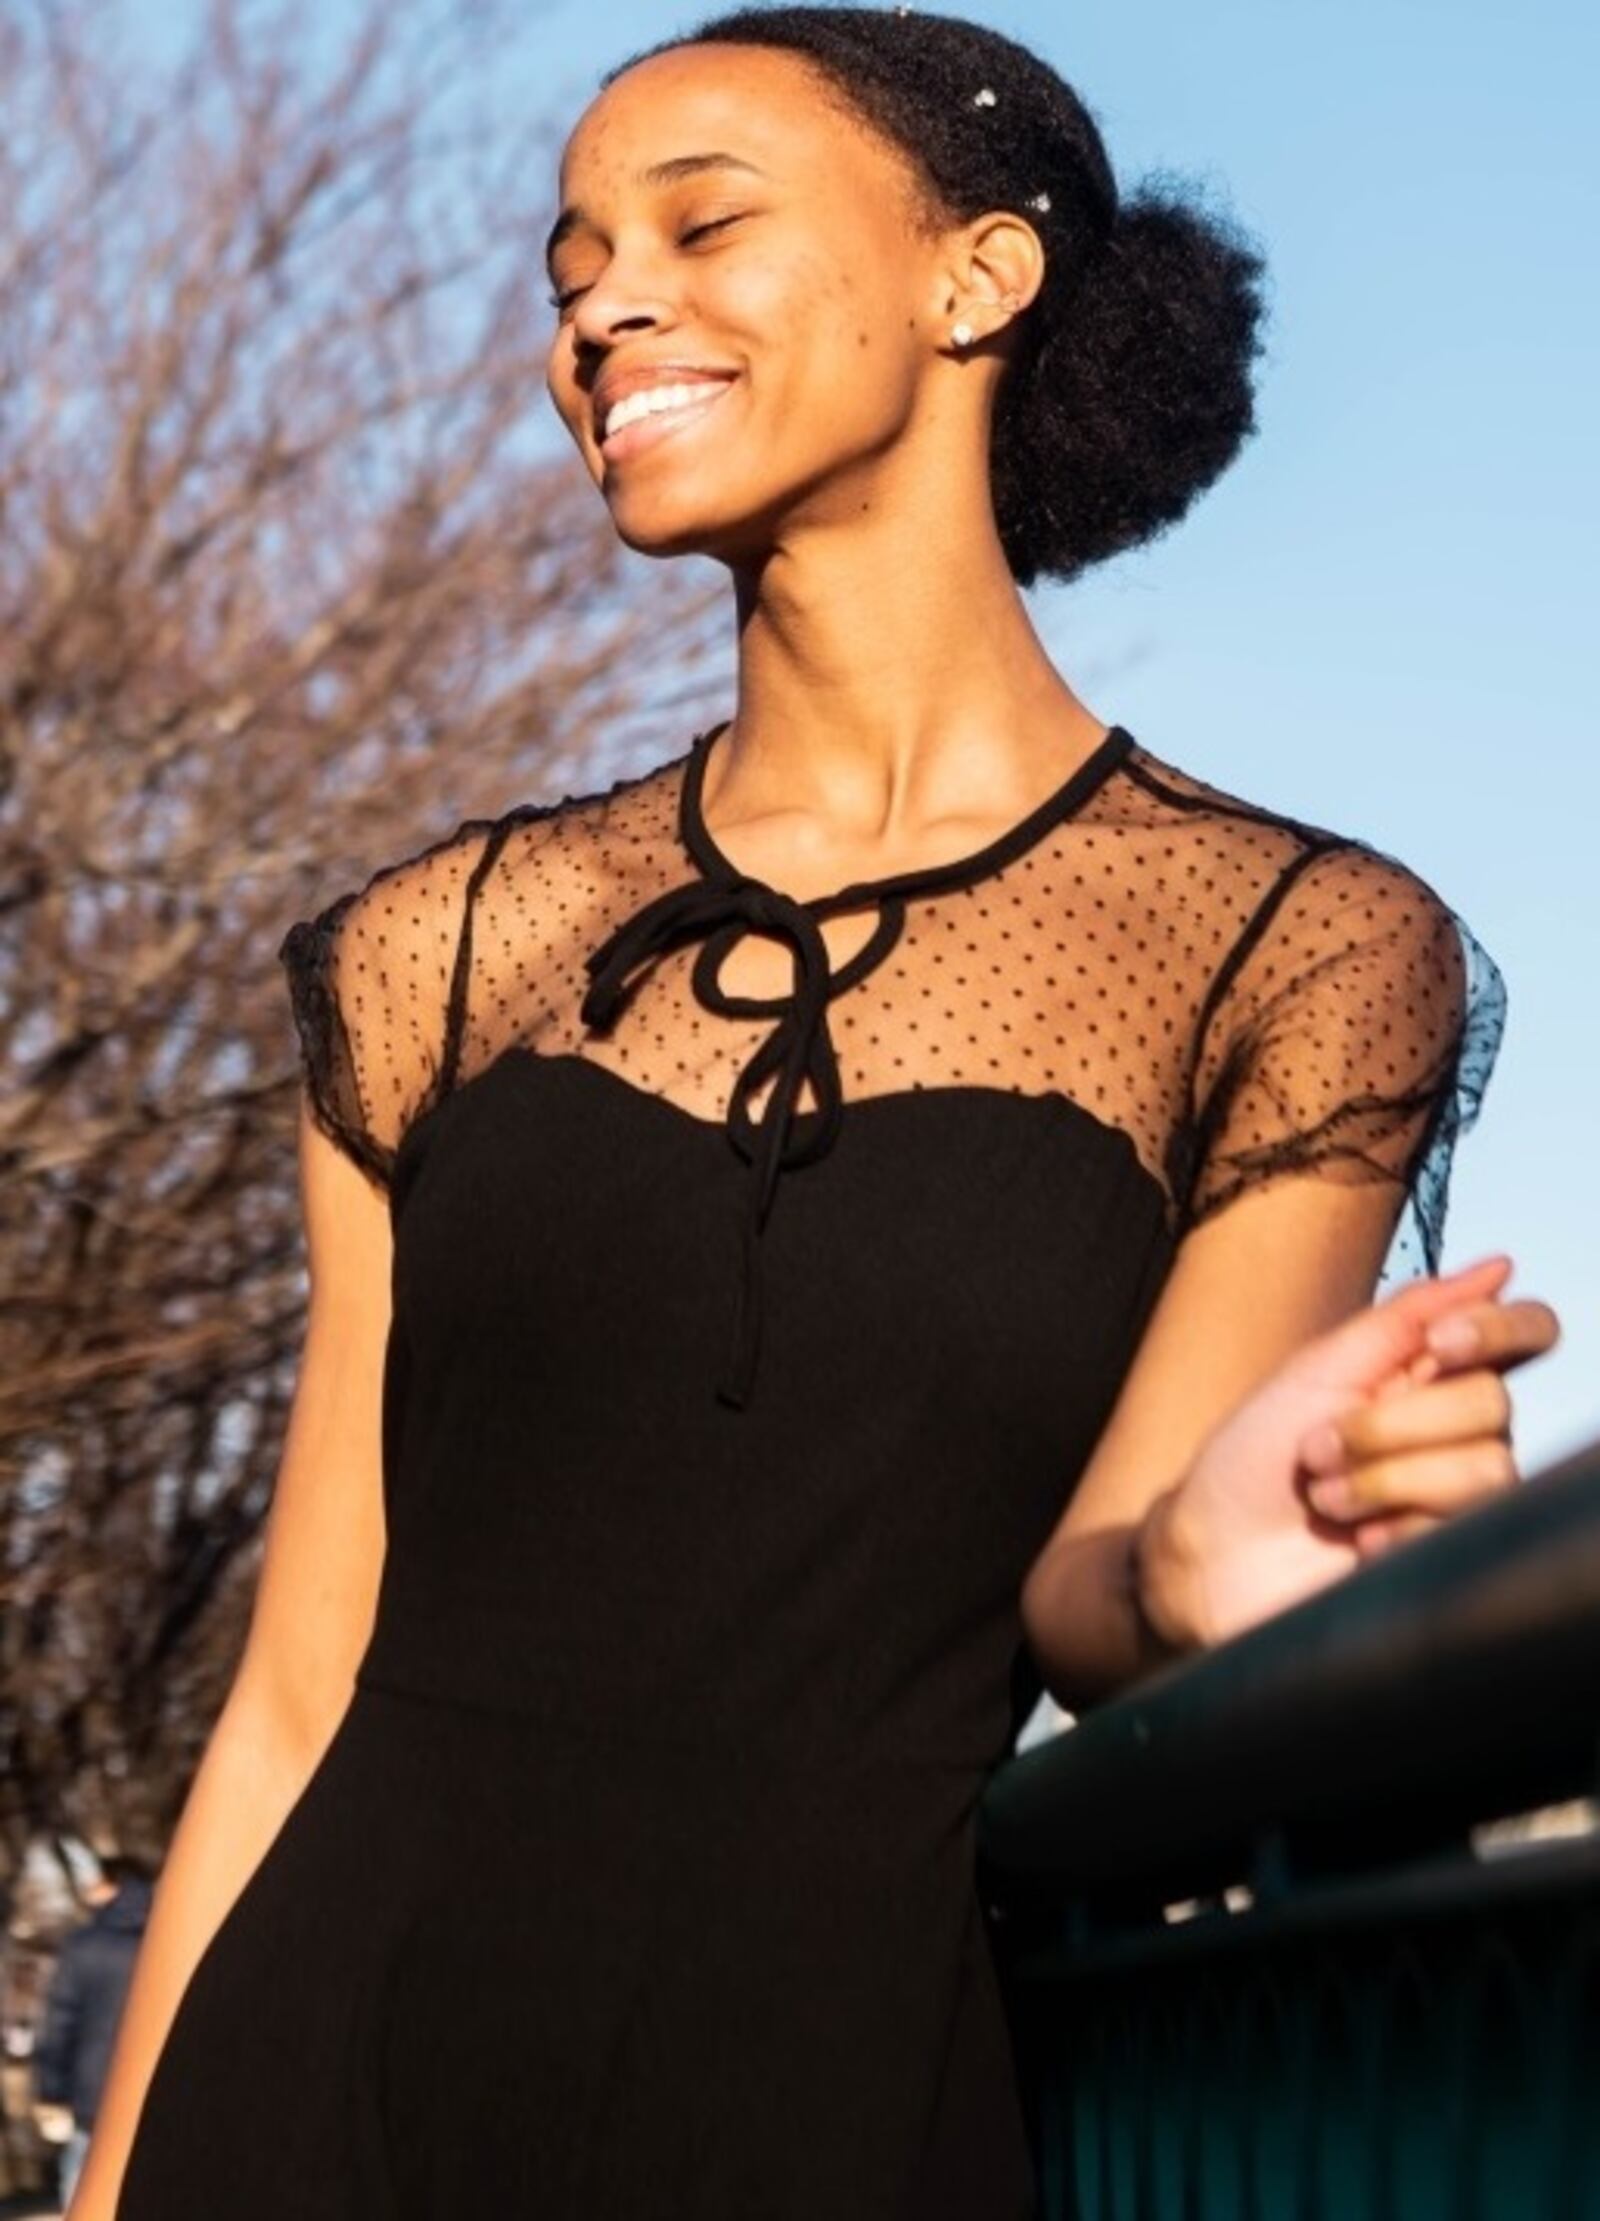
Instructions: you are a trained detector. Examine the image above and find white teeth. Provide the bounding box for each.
[602,380,729,440]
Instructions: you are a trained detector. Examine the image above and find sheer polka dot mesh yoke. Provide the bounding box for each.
[279,723,1506,1406]
[277,813,505,1192]
[1176,835,1505,1272]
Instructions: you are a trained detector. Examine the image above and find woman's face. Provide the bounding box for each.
[544,43,951,566]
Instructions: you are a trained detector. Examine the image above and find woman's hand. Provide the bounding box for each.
[1138,1254,1561,1652]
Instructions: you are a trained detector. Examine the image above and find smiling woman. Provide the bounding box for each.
[543,10,1267,587]
[92,9,1554,2221]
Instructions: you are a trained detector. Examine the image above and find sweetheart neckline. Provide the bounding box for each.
[392,1039,1164,1197]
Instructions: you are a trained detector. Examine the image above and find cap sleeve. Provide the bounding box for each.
[1178,840,1507,1288]
[278,815,503,1188]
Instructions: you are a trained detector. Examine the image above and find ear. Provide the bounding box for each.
[938,207,1046,332]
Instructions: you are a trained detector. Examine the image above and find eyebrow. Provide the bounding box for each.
[544,153,770,269]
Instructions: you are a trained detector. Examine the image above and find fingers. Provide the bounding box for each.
[1388,1253,1514,1319]
[1303,1433,1518,1524]
[1351,1511,1438,1561]
[1420,1296,1562,1370]
[1299,1362,1520,1524]
[1396,1293,1562,1390]
[1302,1368,1511,1474]
[1292,1253,1515,1395]
[1287,1255,1557,1558]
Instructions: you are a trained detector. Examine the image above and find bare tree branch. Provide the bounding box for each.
[0,0,727,1878]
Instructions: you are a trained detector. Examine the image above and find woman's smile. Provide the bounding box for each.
[599,374,740,466]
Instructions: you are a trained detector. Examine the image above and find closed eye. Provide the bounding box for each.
[546,213,748,314]
[682,213,745,244]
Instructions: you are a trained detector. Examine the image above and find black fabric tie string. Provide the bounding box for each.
[580,874,900,1409]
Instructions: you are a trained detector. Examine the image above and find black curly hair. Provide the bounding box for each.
[600,5,1272,589]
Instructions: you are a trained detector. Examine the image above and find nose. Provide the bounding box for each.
[567,301,670,426]
[569,238,685,351]
[580,304,668,352]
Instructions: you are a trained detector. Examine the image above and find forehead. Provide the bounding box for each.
[559,42,877,194]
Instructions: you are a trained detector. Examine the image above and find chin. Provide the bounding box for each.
[605,506,723,562]
[600,480,775,567]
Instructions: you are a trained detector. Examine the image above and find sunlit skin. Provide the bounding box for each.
[543,44,1561,1675]
[543,42,1106,935]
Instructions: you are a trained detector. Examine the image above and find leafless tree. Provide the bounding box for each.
[0,0,727,1882]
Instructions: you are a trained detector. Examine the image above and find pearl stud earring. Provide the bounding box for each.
[951,320,974,348]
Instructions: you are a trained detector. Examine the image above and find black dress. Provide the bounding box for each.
[116,720,1504,2219]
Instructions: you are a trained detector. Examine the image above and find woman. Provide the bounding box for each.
[82,9,1558,2218]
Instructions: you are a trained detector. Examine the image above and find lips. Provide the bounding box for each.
[592,367,739,443]
[597,375,739,466]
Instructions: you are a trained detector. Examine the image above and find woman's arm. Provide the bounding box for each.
[1015,1492,1197,1713]
[65,1098,392,2221]
[1020,1172,1555,1716]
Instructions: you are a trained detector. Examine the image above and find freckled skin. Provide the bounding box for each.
[543,42,1041,573]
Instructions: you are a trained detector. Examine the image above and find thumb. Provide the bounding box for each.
[1292,1252,1513,1394]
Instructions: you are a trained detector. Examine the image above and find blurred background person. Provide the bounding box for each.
[31,1857,154,2215]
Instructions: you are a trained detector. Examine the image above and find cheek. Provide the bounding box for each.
[554,379,598,474]
[544,343,585,441]
[737,242,868,353]
[544,356,570,433]
[793,251,873,350]
[750,256,911,437]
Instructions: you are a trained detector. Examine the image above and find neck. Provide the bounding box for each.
[717,460,1106,847]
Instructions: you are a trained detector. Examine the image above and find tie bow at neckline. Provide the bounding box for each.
[577,719,1136,1410]
[580,864,906,1411]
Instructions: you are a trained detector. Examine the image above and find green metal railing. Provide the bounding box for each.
[977,1433,1600,2220]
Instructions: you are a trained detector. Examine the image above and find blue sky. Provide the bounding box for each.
[165,0,1597,1464]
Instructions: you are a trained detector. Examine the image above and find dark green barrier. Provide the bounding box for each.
[977,1435,1600,2220]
